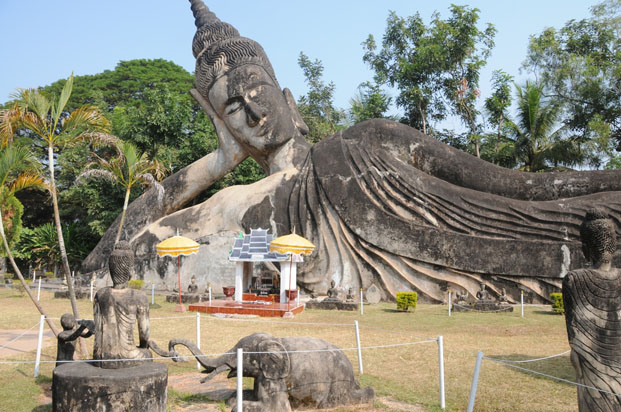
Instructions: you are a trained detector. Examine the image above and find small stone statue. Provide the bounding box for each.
[498,288,509,304]
[187,275,198,294]
[56,313,94,367]
[563,208,621,411]
[324,280,341,302]
[455,290,468,304]
[93,241,152,369]
[475,283,492,301]
[346,288,355,302]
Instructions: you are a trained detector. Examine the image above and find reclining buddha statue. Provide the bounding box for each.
[82,0,621,303]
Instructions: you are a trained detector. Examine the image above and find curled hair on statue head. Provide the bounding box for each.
[580,208,617,264]
[109,241,134,286]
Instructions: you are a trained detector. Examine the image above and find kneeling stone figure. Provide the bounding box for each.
[170,332,375,412]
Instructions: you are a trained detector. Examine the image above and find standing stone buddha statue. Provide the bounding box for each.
[562,208,621,411]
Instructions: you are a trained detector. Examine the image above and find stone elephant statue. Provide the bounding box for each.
[169,332,375,411]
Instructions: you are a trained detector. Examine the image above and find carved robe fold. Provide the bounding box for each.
[562,269,621,411]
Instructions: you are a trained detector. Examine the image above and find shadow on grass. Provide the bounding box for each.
[486,353,575,385]
[533,310,563,316]
[31,405,51,412]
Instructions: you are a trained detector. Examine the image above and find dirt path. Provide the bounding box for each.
[0,328,55,358]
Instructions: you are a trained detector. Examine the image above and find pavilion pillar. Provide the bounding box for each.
[280,259,298,303]
[235,262,243,302]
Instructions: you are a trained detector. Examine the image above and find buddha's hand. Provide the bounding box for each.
[190,88,247,160]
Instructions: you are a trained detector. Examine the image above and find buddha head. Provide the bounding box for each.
[108,241,134,288]
[189,0,308,169]
[580,208,617,266]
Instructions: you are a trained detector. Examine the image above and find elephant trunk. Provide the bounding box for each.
[168,338,234,375]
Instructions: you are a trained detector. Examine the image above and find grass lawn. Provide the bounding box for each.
[0,287,577,411]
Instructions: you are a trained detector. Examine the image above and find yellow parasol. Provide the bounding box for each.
[156,233,200,312]
[269,231,315,312]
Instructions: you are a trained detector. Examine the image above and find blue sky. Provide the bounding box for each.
[0,0,600,128]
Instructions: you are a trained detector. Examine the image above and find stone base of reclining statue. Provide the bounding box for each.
[52,362,167,412]
[452,300,513,312]
[165,293,202,304]
[305,298,358,311]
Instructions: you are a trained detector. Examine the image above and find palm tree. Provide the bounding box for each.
[0,143,59,335]
[79,136,165,244]
[0,74,109,340]
[508,81,581,172]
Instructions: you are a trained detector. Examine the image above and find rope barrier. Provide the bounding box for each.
[484,356,621,399]
[0,338,436,365]
[484,350,570,363]
[358,325,437,341]
[0,320,42,350]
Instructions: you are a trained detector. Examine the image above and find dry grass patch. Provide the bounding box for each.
[0,288,578,411]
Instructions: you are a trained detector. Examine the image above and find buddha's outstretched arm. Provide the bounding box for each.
[82,89,248,273]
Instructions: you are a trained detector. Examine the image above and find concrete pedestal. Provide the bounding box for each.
[52,362,167,412]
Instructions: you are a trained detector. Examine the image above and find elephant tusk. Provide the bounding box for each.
[200,364,229,383]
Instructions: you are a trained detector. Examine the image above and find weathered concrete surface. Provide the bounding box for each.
[52,362,168,412]
[169,332,375,411]
[81,0,621,305]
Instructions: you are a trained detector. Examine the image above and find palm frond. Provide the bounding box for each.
[81,132,121,150]
[75,169,117,186]
[62,105,110,134]
[54,74,74,122]
[8,173,46,194]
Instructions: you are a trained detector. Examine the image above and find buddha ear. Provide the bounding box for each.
[283,88,309,136]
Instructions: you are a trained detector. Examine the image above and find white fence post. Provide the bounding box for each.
[448,291,452,317]
[90,281,94,302]
[354,320,363,374]
[237,348,243,412]
[37,278,42,301]
[196,312,201,370]
[438,336,446,409]
[151,281,155,305]
[521,291,524,317]
[34,315,45,377]
[208,286,212,304]
[359,289,364,315]
[467,350,484,412]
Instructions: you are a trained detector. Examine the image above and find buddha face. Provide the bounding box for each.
[209,64,298,154]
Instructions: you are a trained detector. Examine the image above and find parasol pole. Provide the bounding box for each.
[287,254,293,312]
[178,255,182,306]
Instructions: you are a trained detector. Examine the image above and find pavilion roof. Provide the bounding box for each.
[228,228,289,262]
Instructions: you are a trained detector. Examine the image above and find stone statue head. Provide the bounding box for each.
[480,283,486,290]
[189,0,308,169]
[109,241,134,287]
[60,313,76,331]
[330,280,336,288]
[580,208,617,265]
[191,275,196,283]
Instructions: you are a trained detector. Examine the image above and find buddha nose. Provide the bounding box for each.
[245,100,266,127]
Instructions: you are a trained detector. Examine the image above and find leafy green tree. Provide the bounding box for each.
[482,70,515,166]
[363,5,496,137]
[78,137,165,244]
[16,222,89,274]
[297,52,345,143]
[0,143,59,335]
[523,0,621,162]
[42,59,195,112]
[509,81,583,171]
[1,74,109,338]
[349,80,394,124]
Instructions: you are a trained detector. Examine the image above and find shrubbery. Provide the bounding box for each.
[550,293,564,314]
[396,292,418,311]
[128,279,145,290]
